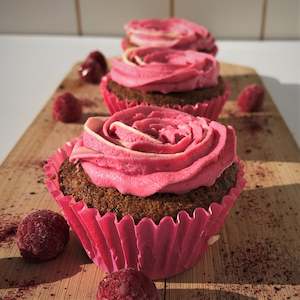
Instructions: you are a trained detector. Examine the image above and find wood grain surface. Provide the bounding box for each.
[0,62,299,300]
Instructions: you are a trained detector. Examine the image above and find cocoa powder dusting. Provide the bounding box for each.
[39,160,47,168]
[2,279,37,300]
[239,115,270,135]
[220,239,299,284]
[216,237,300,299]
[0,214,19,247]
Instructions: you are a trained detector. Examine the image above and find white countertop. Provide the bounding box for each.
[0,35,299,163]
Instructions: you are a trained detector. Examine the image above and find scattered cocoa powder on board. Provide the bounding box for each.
[2,279,37,300]
[0,214,19,247]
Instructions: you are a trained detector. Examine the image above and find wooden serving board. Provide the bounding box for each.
[0,62,299,300]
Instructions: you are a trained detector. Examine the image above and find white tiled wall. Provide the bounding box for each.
[0,0,299,39]
[174,0,264,39]
[0,0,77,35]
[265,0,300,39]
[80,0,169,36]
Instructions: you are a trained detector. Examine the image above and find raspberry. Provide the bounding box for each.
[79,51,108,84]
[79,59,103,84]
[52,92,82,123]
[16,210,69,262]
[97,268,159,300]
[237,84,265,112]
[88,51,108,74]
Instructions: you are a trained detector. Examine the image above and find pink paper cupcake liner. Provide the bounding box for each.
[100,75,230,120]
[44,140,245,280]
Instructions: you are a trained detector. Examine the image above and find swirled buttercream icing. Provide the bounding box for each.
[123,18,216,53]
[69,106,237,197]
[111,47,219,94]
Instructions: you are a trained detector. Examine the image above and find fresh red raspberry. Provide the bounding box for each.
[237,84,265,112]
[79,58,103,84]
[16,210,69,262]
[79,51,108,84]
[52,92,82,123]
[88,51,108,74]
[97,268,159,300]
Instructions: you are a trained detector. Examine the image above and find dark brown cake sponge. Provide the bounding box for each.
[107,76,226,106]
[59,160,238,224]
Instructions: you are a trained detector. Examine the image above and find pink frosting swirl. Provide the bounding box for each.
[69,106,237,197]
[123,18,217,54]
[111,47,219,94]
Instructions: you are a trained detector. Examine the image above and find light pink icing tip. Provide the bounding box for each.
[124,17,217,54]
[69,106,236,197]
[111,47,219,94]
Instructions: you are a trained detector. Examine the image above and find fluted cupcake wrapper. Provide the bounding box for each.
[100,75,230,120]
[44,140,245,280]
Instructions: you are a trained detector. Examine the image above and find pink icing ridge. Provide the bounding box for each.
[111,47,219,94]
[44,139,245,279]
[69,106,236,197]
[100,74,229,120]
[123,18,217,55]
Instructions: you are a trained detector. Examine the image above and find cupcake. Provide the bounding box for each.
[122,18,217,56]
[100,47,229,120]
[45,106,245,279]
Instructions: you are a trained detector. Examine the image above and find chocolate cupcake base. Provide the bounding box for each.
[101,75,230,120]
[59,160,238,224]
[107,77,226,106]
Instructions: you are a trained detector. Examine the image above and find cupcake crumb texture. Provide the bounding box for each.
[59,160,238,224]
